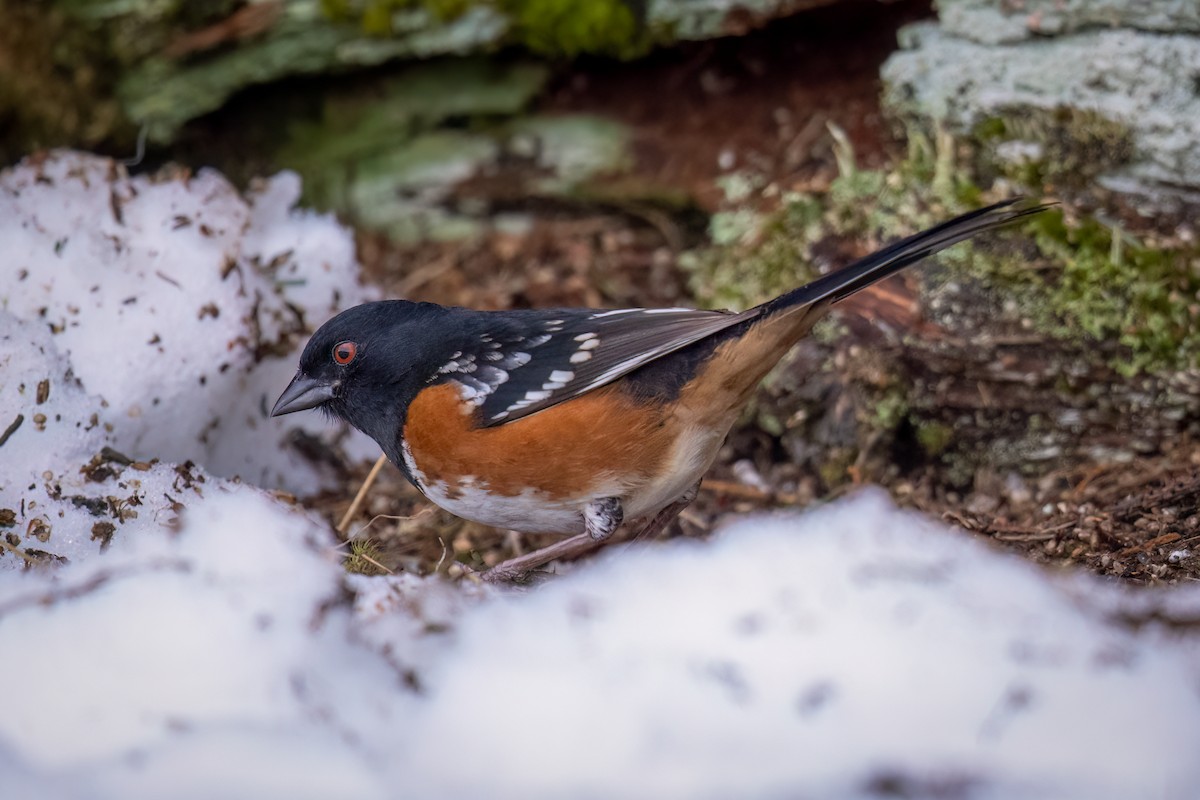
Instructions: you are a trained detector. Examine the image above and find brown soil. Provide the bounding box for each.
[540,0,921,211]
[328,0,1200,586]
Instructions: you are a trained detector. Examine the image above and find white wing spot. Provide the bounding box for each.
[549,370,574,383]
[591,309,638,318]
[502,351,531,367]
[439,353,476,375]
[569,350,592,364]
[578,338,600,351]
[573,332,597,342]
[475,365,509,386]
[446,362,510,407]
[526,334,551,347]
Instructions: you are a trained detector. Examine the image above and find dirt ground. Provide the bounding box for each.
[312,0,1200,586]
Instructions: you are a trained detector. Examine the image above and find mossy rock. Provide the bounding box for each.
[882,23,1200,198]
[683,132,1199,486]
[972,107,1135,190]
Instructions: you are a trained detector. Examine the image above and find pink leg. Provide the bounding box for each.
[482,495,622,582]
[631,481,701,542]
[481,532,608,582]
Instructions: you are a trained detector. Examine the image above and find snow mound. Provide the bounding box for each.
[5,491,1198,799]
[398,490,1200,799]
[0,310,198,568]
[0,484,409,800]
[0,151,375,493]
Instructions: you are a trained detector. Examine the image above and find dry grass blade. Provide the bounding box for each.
[337,453,389,536]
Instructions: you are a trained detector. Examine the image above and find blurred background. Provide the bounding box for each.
[3,0,1197,581]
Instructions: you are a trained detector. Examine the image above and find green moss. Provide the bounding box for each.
[341,0,475,33]
[916,421,954,457]
[972,116,1007,142]
[867,389,909,432]
[501,0,647,58]
[682,125,982,314]
[1028,210,1200,376]
[972,107,1134,189]
[828,138,1198,377]
[754,408,785,438]
[324,0,648,57]
[344,539,389,575]
[817,449,856,489]
[821,125,984,241]
[689,117,1196,387]
[681,195,825,312]
[947,207,1200,376]
[362,1,398,34]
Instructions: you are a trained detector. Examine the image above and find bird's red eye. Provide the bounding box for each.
[332,341,357,365]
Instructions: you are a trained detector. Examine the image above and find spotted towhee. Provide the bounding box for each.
[272,199,1047,580]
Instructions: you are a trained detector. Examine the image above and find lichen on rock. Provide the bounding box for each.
[883,18,1200,200]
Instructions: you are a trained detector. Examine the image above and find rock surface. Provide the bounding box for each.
[882,3,1200,199]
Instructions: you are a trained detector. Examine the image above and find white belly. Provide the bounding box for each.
[420,476,589,534]
[622,421,725,519]
[401,418,731,535]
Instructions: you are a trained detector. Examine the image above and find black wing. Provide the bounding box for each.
[434,307,750,426]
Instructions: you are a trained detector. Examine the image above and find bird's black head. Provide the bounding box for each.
[271,300,456,451]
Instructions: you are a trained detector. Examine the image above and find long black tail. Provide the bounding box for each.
[758,198,1051,318]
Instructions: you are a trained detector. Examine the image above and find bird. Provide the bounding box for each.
[272,198,1046,581]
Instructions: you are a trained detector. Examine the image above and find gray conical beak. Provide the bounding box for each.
[271,373,336,417]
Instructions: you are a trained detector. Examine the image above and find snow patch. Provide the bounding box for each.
[398,490,1200,799]
[0,152,376,493]
[1,488,1199,798]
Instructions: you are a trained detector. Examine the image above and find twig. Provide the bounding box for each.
[0,538,36,564]
[826,120,856,179]
[347,509,434,541]
[0,414,24,448]
[156,271,183,289]
[993,532,1060,542]
[338,453,388,536]
[353,549,394,576]
[434,537,449,573]
[119,124,149,168]
[1116,533,1182,559]
[700,478,798,506]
